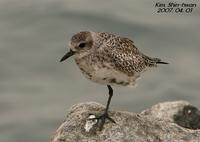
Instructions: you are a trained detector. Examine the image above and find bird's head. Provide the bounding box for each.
[60,31,93,62]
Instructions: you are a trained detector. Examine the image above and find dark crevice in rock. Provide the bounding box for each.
[174,105,200,130]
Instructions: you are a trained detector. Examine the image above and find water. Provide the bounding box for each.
[0,0,200,141]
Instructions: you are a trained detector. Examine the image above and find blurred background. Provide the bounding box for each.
[0,0,199,141]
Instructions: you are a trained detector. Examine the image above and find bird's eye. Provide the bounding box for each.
[79,43,86,48]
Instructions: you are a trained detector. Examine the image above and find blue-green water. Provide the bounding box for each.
[0,0,200,141]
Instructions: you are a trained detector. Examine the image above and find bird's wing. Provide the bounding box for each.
[100,36,146,76]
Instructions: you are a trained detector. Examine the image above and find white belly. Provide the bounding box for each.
[75,58,140,86]
[79,63,140,86]
[92,67,140,86]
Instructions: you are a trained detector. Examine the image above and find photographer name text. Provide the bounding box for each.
[155,2,197,13]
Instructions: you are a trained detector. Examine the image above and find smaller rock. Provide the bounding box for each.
[84,114,98,132]
[140,100,190,122]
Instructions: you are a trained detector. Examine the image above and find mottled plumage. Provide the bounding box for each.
[67,31,167,86]
[60,31,168,130]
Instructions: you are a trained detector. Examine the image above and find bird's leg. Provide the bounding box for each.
[90,85,116,130]
[104,85,115,121]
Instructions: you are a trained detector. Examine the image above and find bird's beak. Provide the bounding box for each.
[60,49,75,62]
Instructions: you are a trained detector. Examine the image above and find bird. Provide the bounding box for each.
[60,31,168,130]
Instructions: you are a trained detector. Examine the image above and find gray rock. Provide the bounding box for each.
[51,101,200,142]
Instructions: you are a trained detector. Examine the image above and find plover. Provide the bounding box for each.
[60,31,168,130]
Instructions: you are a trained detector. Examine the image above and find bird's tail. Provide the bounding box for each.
[143,55,168,67]
[156,61,169,64]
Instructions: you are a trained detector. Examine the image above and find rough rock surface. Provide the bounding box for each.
[51,101,200,142]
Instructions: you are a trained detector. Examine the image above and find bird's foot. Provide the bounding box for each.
[89,112,116,131]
